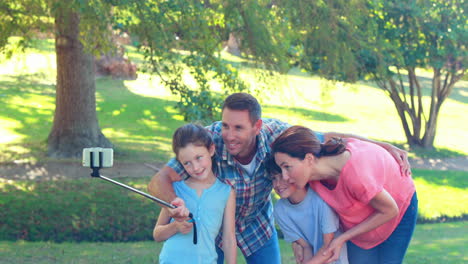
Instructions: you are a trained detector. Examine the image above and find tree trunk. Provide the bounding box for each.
[48,8,111,158]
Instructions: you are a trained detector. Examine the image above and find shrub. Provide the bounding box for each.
[0,178,160,242]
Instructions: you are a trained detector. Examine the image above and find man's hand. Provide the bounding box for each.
[384,144,411,176]
[168,197,190,222]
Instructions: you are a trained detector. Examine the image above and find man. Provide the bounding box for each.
[148,93,409,263]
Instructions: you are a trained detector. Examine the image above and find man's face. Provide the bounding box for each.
[221,108,261,160]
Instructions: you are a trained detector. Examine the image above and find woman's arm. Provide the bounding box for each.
[303,233,335,264]
[324,132,410,176]
[322,190,399,263]
[222,189,237,264]
[153,207,193,242]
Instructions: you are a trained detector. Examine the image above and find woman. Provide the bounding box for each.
[271,126,418,264]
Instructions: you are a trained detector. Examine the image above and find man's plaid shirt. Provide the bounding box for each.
[167,118,323,256]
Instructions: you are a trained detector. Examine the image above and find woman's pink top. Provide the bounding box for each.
[310,138,415,249]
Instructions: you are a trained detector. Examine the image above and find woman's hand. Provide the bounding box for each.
[322,237,346,264]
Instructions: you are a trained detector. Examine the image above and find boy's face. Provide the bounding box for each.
[272,173,298,199]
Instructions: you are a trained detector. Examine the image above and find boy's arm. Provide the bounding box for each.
[303,233,335,264]
[324,131,410,175]
[293,238,313,264]
[222,190,237,264]
[148,166,188,220]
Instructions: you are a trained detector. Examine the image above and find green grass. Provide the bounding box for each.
[0,222,466,264]
[412,169,468,221]
[0,39,467,163]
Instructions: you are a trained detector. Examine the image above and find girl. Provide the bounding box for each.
[153,123,236,264]
[271,126,417,264]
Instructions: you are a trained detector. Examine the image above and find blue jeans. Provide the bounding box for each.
[217,229,281,264]
[347,192,418,264]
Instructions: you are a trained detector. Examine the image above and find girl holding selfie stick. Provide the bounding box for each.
[153,123,236,264]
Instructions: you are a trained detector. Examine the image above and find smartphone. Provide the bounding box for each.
[82,148,113,168]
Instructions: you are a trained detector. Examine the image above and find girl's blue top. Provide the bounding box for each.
[159,178,232,264]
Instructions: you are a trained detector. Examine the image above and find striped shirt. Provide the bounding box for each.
[167,118,324,256]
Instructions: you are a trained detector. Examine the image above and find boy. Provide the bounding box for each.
[267,158,348,264]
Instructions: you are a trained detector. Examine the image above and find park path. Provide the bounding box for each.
[0,156,467,181]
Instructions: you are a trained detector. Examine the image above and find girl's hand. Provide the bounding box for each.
[174,220,193,234]
[169,197,190,221]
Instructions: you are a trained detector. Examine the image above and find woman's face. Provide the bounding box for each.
[274,152,311,188]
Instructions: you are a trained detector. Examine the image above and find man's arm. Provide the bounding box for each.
[324,132,410,175]
[148,165,188,220]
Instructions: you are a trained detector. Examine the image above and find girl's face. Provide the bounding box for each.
[274,152,311,188]
[178,143,215,183]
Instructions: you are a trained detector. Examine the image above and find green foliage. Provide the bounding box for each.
[276,0,369,82]
[0,178,160,242]
[112,0,290,122]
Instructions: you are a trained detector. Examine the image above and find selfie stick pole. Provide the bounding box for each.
[89,151,197,244]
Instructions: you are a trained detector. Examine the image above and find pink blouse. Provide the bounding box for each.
[310,138,415,249]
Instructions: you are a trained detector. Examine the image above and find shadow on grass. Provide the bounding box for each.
[359,75,467,105]
[0,74,56,161]
[0,74,182,162]
[264,104,350,123]
[389,141,467,159]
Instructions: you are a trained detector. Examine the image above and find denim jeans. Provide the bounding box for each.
[347,192,418,264]
[217,228,281,264]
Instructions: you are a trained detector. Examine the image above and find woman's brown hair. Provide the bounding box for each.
[271,126,346,159]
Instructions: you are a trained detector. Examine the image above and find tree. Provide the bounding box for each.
[47,3,112,158]
[359,0,467,149]
[1,1,117,158]
[277,0,466,149]
[118,0,290,123]
[1,0,289,157]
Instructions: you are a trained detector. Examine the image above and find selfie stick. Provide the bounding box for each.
[89,151,197,244]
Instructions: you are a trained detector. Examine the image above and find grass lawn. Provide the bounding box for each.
[0,222,466,264]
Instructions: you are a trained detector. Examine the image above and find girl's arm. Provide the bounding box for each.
[222,189,237,264]
[153,207,193,242]
[323,189,399,263]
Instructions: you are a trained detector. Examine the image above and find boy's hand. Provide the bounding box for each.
[168,197,190,221]
[292,241,304,264]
